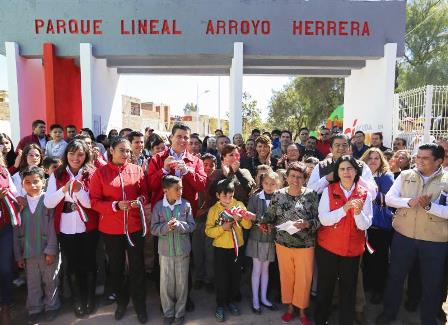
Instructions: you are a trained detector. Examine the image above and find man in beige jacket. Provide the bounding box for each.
[376,143,448,325]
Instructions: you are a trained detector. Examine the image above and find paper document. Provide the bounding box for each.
[276,220,300,235]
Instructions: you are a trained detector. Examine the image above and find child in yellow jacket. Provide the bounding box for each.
[205,179,253,322]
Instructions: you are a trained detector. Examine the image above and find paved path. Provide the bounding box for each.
[9,276,444,325]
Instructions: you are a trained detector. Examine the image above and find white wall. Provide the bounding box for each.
[343,43,397,147]
[5,42,45,144]
[80,43,121,135]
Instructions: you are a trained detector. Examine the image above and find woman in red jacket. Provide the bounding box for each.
[0,151,20,325]
[44,139,99,318]
[90,137,149,324]
[314,155,373,325]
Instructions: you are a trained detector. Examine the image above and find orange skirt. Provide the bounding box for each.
[276,243,314,309]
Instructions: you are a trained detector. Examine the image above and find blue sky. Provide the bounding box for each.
[0,55,290,121]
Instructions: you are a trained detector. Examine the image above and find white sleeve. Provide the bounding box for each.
[354,192,373,230]
[427,195,448,220]
[43,174,65,208]
[385,175,410,209]
[308,166,329,194]
[11,173,25,196]
[359,163,378,199]
[45,142,51,157]
[74,188,91,208]
[318,187,346,226]
[7,173,18,196]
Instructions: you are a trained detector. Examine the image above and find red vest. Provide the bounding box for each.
[54,169,99,234]
[317,182,367,257]
[0,167,12,230]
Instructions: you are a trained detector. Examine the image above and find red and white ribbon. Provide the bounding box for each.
[2,190,21,226]
[67,180,89,223]
[365,231,375,254]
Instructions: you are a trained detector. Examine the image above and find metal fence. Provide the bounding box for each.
[393,85,448,152]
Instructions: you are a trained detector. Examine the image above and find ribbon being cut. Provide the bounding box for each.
[123,199,147,247]
[215,206,255,260]
[1,189,21,226]
[67,180,89,223]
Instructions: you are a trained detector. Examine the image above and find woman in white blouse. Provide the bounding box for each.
[314,155,373,325]
[44,140,99,318]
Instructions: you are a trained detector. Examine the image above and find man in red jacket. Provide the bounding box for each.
[148,123,207,215]
[16,119,49,152]
[147,123,207,311]
[316,127,332,159]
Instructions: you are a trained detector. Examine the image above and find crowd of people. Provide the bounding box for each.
[0,119,447,325]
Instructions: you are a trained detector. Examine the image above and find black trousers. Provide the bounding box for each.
[363,228,393,294]
[315,245,360,325]
[102,232,146,313]
[406,258,422,305]
[214,247,242,307]
[59,231,98,275]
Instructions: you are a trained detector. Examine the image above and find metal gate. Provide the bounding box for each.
[393,85,448,152]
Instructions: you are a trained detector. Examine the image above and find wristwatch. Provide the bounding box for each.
[424,203,432,211]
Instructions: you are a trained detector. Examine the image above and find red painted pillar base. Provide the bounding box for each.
[43,43,82,129]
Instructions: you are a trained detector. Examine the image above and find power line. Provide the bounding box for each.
[405,0,446,38]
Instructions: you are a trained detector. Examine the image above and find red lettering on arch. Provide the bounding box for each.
[120,20,130,35]
[261,20,270,35]
[56,19,66,34]
[206,20,215,34]
[35,19,44,34]
[362,21,370,36]
[305,21,313,35]
[93,20,102,35]
[315,21,325,36]
[172,20,182,35]
[339,21,348,36]
[292,21,302,35]
[80,20,91,35]
[46,20,55,34]
[251,20,260,35]
[150,20,159,34]
[351,21,360,36]
[240,20,249,35]
[138,20,148,34]
[229,20,238,34]
[161,20,171,34]
[217,20,226,34]
[327,21,336,36]
[68,19,79,34]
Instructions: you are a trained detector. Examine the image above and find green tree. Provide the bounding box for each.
[267,78,344,137]
[397,0,448,91]
[242,92,264,139]
[183,102,197,114]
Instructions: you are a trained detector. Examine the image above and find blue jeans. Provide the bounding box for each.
[0,224,13,305]
[383,232,448,325]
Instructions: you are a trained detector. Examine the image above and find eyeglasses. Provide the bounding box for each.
[321,133,330,136]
